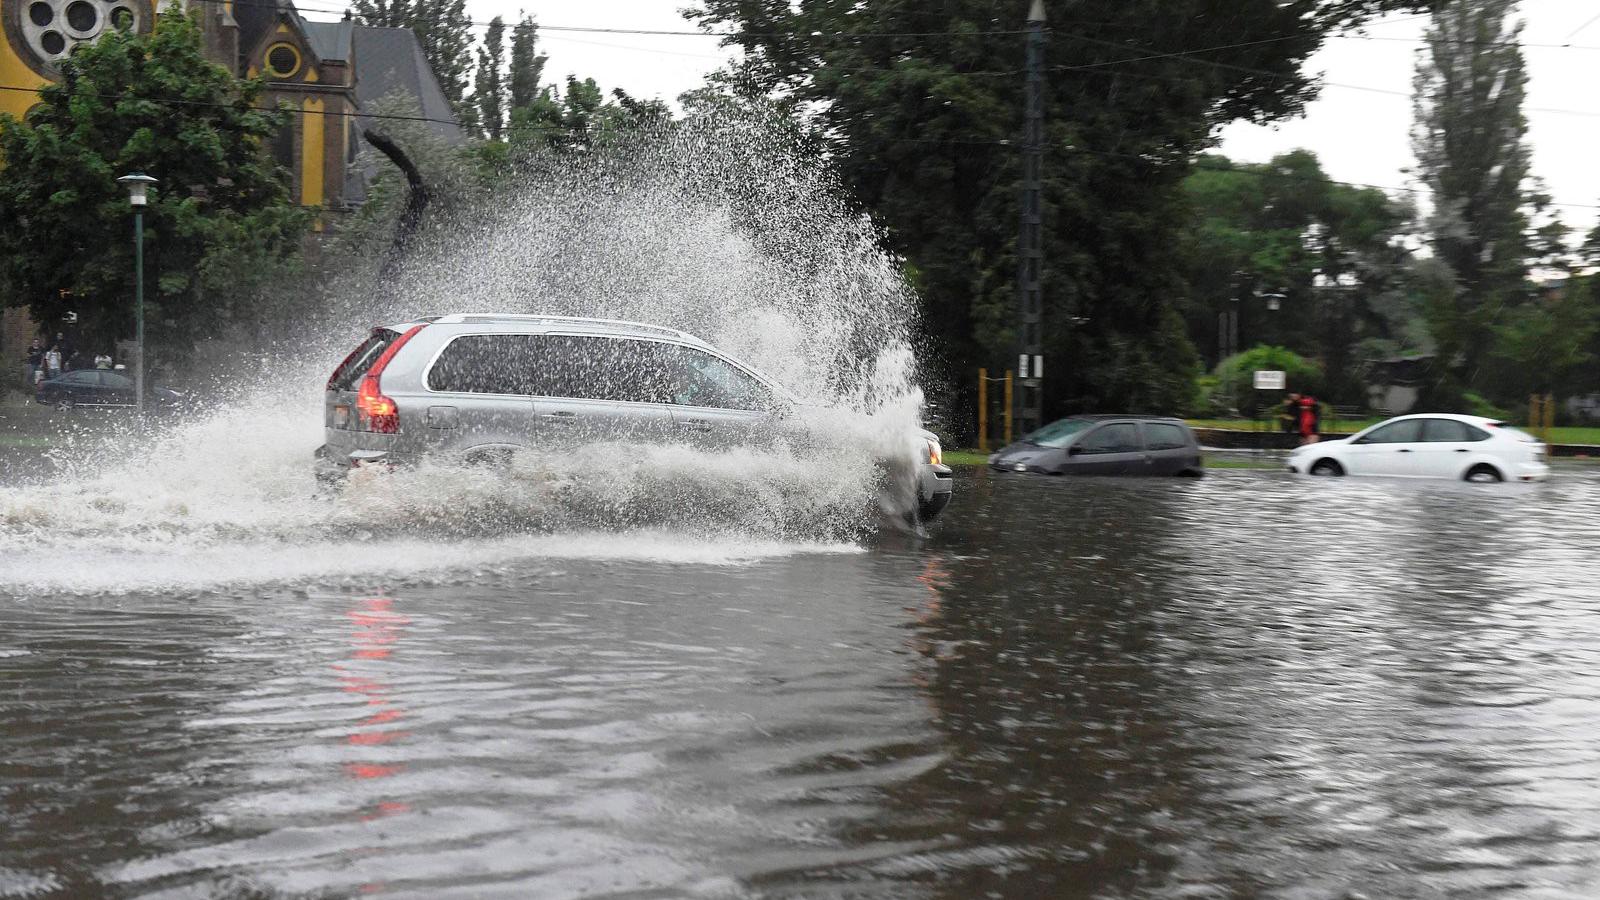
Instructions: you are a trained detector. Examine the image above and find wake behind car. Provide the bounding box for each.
[1286,413,1548,482]
[314,314,953,520]
[989,415,1203,477]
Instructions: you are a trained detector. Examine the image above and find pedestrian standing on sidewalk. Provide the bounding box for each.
[25,339,44,388]
[43,343,62,380]
[1280,393,1300,434]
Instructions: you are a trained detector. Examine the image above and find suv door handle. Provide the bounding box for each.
[542,411,579,424]
[1397,448,1412,453]
[679,420,713,433]
[1454,448,1470,453]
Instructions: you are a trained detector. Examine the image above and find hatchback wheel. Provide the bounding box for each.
[56,397,74,411]
[1309,459,1343,477]
[1464,464,1503,484]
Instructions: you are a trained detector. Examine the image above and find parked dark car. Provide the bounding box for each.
[34,370,185,410]
[989,415,1203,477]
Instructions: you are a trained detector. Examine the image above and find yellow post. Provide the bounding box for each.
[977,368,989,453]
[1003,370,1015,445]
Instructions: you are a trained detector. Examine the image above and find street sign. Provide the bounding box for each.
[1253,370,1286,390]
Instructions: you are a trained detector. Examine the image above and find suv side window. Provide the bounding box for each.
[1077,423,1142,454]
[1142,422,1190,450]
[664,346,771,411]
[428,334,540,395]
[537,335,673,403]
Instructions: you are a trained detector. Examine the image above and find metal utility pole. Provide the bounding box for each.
[1014,0,1047,435]
[117,173,157,416]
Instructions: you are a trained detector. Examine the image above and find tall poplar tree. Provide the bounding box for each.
[474,16,506,140]
[509,15,547,112]
[1412,0,1532,403]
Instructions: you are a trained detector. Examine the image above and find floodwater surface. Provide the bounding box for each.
[5,467,1600,898]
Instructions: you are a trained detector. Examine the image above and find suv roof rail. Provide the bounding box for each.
[431,313,698,342]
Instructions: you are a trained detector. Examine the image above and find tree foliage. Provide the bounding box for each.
[1182,151,1416,403]
[688,0,1435,419]
[0,8,306,361]
[1412,0,1532,405]
[508,15,547,112]
[474,16,506,140]
[1211,344,1324,415]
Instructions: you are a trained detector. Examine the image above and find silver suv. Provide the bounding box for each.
[314,314,953,520]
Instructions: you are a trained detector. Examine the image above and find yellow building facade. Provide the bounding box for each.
[1,0,357,209]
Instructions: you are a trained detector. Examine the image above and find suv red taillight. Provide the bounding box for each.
[354,324,425,434]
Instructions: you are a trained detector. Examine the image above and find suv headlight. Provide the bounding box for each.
[925,438,943,466]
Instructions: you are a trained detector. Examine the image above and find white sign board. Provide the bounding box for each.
[1253,370,1286,390]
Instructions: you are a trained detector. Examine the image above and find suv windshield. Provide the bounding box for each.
[1024,417,1093,448]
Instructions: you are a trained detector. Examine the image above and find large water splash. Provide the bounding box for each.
[0,119,928,596]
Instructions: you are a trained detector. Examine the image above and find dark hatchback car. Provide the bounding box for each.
[34,370,185,410]
[989,415,1203,477]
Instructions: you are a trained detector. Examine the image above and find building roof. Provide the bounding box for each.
[302,18,354,64]
[351,26,464,146]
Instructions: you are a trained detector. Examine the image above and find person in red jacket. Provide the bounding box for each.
[1298,395,1320,445]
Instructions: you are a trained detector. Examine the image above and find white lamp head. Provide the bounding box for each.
[117,172,158,207]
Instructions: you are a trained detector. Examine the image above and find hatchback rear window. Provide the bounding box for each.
[328,330,399,391]
[1143,422,1191,450]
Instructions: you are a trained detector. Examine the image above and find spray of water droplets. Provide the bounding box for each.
[0,118,930,595]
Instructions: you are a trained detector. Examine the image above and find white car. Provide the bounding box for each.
[1287,414,1549,483]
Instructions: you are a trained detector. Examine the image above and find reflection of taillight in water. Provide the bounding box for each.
[334,597,414,829]
[355,324,425,434]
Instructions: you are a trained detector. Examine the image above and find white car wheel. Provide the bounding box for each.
[1464,464,1503,484]
[1309,459,1344,477]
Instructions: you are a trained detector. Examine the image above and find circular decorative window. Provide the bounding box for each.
[5,0,151,75]
[264,42,301,79]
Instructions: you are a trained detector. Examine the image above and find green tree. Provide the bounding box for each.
[688,0,1432,421]
[1485,278,1598,404]
[0,7,306,361]
[1412,0,1533,406]
[352,0,473,111]
[508,77,671,154]
[1182,151,1416,403]
[1212,344,1324,416]
[508,15,547,112]
[474,16,506,140]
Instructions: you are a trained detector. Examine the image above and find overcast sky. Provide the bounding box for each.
[337,0,1599,235]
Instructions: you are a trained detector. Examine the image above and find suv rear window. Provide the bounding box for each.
[328,329,399,391]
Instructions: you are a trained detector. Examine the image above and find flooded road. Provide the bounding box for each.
[5,466,1600,898]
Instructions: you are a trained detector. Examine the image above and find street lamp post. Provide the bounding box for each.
[117,173,156,416]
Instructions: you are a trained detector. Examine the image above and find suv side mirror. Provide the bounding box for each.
[1067,445,1084,456]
